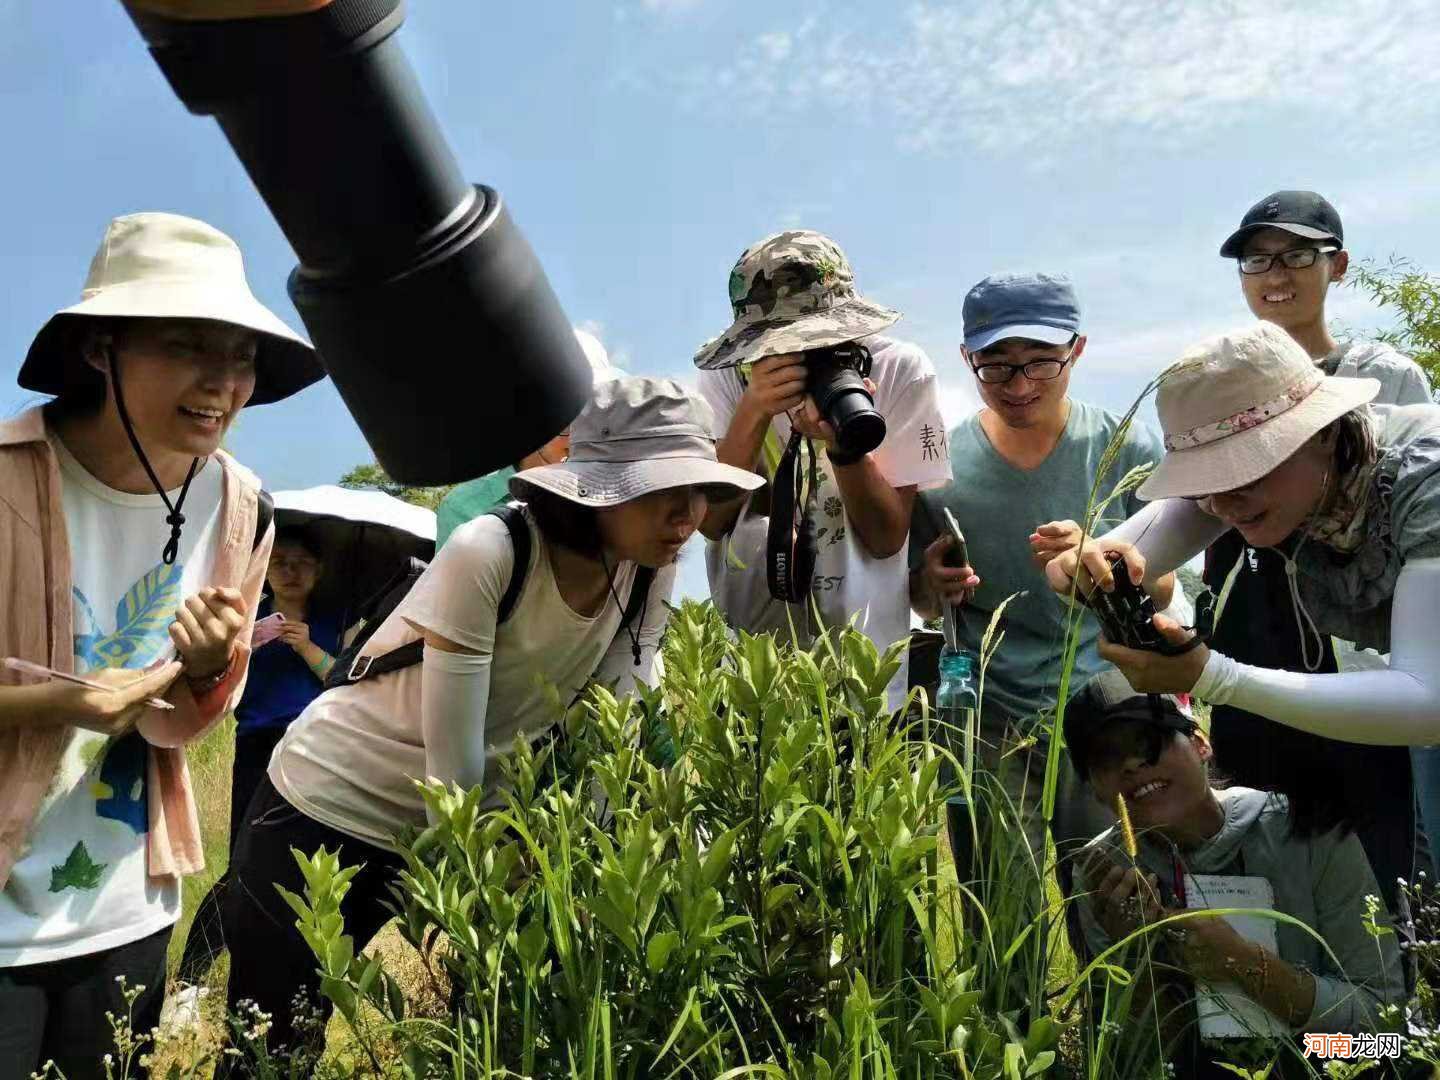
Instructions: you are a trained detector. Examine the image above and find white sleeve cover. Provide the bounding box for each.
[1192,558,1440,745]
[1101,498,1227,581]
[420,644,494,805]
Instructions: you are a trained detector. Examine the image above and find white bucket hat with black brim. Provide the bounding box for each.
[509,375,764,507]
[1139,322,1379,501]
[19,212,324,406]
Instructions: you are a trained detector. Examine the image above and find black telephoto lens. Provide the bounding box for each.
[807,357,886,457]
[119,0,592,486]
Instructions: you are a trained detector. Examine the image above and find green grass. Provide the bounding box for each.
[169,714,236,979]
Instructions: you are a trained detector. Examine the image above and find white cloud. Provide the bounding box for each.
[689,0,1440,156]
[934,370,981,430]
[574,320,636,375]
[755,31,793,62]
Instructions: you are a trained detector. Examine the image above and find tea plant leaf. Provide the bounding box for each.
[588,893,638,956]
[701,826,741,889]
[647,930,681,974]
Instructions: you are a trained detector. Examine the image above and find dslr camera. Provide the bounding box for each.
[803,341,886,457]
[1089,553,1214,656]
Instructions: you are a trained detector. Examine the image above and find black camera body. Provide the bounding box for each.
[1090,553,1166,652]
[1090,552,1215,657]
[804,342,886,458]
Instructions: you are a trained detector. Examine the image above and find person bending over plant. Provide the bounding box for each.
[221,376,761,1060]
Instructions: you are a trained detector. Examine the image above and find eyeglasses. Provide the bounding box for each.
[1237,246,1337,275]
[970,344,1076,385]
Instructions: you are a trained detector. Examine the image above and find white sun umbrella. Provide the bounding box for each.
[271,485,437,631]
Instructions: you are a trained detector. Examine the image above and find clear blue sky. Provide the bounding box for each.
[3,1,1437,599]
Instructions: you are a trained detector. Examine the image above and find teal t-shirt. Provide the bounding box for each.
[911,401,1163,729]
[435,467,516,550]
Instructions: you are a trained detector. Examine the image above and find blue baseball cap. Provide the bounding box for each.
[962,272,1082,353]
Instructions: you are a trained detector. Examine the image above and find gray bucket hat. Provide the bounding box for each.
[693,230,899,371]
[509,375,764,507]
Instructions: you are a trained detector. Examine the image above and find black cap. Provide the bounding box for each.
[1064,669,1195,781]
[1219,190,1344,259]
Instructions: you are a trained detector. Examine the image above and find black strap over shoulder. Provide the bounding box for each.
[490,502,531,624]
[325,557,429,687]
[253,489,275,551]
[766,431,819,603]
[332,502,533,686]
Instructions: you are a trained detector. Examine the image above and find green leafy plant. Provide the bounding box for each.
[275,605,1085,1078]
[1345,256,1440,395]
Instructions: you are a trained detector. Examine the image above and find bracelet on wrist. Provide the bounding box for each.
[185,653,235,696]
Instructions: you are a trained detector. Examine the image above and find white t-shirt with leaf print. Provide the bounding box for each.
[0,437,223,967]
[698,335,953,710]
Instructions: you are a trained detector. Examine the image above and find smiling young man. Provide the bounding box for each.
[1206,190,1436,912]
[909,272,1172,868]
[1225,190,1429,404]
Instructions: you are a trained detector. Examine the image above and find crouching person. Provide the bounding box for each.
[222,377,761,1057]
[0,213,322,1079]
[1068,670,1405,1078]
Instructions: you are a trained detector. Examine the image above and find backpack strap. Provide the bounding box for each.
[253,489,274,552]
[491,503,531,625]
[343,638,425,684]
[339,504,532,685]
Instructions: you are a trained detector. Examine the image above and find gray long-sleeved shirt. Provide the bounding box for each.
[1079,786,1406,1034]
[1323,339,1431,407]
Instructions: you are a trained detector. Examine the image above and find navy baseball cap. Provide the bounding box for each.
[1219,191,1344,259]
[962,272,1082,353]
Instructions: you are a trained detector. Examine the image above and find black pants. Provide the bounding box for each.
[221,774,405,1058]
[177,725,287,985]
[0,925,171,1080]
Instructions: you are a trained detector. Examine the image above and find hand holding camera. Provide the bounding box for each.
[737,355,809,422]
[1044,534,1146,605]
[739,348,885,462]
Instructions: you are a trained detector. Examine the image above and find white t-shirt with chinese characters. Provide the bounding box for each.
[0,437,224,967]
[270,507,675,847]
[698,336,952,709]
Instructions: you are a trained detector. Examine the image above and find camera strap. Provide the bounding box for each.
[766,430,820,603]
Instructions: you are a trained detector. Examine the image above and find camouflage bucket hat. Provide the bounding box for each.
[693,230,900,371]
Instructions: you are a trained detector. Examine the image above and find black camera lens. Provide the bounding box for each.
[806,348,886,457]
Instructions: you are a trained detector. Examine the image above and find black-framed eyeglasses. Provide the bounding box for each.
[970,344,1076,385]
[1237,246,1338,275]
